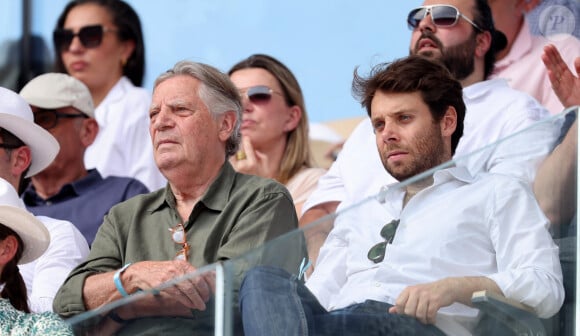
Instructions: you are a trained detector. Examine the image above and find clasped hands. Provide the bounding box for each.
[124,260,216,314]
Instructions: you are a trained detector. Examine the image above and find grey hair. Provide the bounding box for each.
[154,60,242,157]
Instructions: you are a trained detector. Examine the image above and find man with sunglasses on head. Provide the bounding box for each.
[301,0,559,267]
[0,86,89,313]
[19,73,149,246]
[240,55,563,336]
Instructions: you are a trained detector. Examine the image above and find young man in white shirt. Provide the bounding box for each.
[239,55,563,336]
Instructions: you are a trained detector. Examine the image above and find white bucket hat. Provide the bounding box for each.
[0,178,49,264]
[0,87,59,177]
[20,73,95,118]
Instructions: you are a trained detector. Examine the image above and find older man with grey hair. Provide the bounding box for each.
[54,61,303,335]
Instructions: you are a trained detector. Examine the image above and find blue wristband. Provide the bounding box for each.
[114,263,132,297]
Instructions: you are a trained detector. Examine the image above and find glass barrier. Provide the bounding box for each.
[65,106,578,335]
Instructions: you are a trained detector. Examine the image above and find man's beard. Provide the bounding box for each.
[411,31,477,81]
[381,123,447,181]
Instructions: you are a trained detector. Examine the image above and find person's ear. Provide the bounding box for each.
[440,106,457,137]
[475,31,492,58]
[79,118,99,147]
[218,110,236,142]
[120,40,136,67]
[0,235,18,265]
[11,146,32,177]
[283,105,302,132]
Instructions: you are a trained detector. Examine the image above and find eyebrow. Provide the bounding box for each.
[151,98,195,111]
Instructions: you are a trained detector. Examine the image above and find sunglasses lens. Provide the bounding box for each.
[246,86,273,104]
[53,30,74,51]
[380,221,398,241]
[79,25,104,48]
[174,251,187,261]
[407,8,425,29]
[34,111,57,130]
[367,241,387,263]
[432,6,459,26]
[171,226,186,244]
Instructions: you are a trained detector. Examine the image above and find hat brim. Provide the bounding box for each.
[23,97,70,111]
[0,114,59,177]
[24,96,93,118]
[0,205,49,264]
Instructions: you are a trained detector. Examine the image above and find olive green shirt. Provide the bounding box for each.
[54,162,304,334]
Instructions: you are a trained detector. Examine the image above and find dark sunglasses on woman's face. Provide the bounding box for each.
[240,85,283,104]
[53,24,115,51]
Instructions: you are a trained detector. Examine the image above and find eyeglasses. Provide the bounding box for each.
[53,24,116,52]
[33,109,88,130]
[239,85,283,104]
[407,5,483,32]
[169,223,190,262]
[367,219,400,263]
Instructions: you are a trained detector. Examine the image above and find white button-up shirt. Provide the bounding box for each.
[306,167,564,335]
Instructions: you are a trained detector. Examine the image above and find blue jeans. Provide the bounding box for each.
[239,266,445,336]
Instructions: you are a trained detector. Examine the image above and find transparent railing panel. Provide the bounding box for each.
[64,107,578,336]
[66,264,219,335]
[219,106,578,336]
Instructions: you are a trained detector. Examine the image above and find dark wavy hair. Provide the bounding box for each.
[53,0,145,86]
[352,55,465,154]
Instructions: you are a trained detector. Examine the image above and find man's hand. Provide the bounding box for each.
[125,260,215,311]
[388,276,501,325]
[388,278,458,324]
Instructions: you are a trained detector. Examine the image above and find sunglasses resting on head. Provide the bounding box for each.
[53,24,117,51]
[407,4,483,32]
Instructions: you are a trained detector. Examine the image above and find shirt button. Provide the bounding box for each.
[374,282,381,287]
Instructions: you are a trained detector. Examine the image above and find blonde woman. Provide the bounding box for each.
[229,54,325,215]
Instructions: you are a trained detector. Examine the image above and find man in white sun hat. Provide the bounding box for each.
[19,73,149,245]
[0,87,89,313]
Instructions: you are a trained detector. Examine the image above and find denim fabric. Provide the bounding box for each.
[239,266,445,336]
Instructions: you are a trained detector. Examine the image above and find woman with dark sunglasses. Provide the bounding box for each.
[228,54,326,216]
[52,0,165,191]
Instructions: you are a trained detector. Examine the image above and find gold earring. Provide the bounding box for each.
[121,59,127,67]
